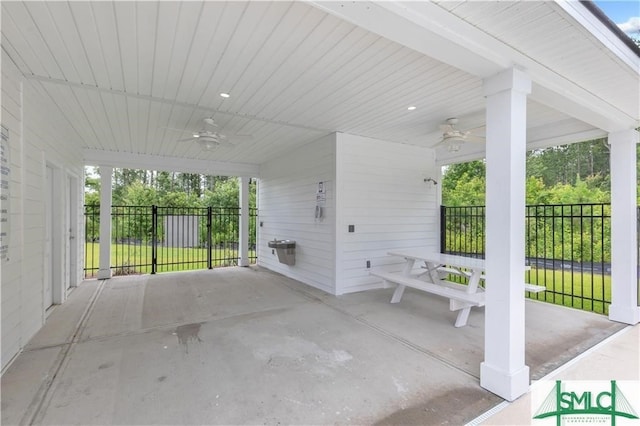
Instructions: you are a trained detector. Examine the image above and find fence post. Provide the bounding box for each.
[440,205,446,254]
[207,206,213,269]
[151,205,157,274]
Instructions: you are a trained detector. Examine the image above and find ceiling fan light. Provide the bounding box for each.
[446,139,462,152]
[198,139,218,151]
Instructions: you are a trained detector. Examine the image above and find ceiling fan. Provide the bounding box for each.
[435,118,484,152]
[177,117,251,151]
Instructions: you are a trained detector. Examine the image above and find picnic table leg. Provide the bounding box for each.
[454,269,482,327]
[425,261,441,284]
[390,258,415,303]
[391,285,406,303]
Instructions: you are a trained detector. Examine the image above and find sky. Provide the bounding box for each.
[593,0,640,39]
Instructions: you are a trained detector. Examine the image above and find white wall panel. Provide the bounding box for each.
[335,133,438,294]
[258,134,336,294]
[1,53,25,370]
[257,131,439,296]
[1,51,84,373]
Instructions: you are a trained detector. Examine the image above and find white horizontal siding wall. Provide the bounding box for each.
[335,133,438,295]
[1,51,85,372]
[257,134,336,294]
[1,55,24,370]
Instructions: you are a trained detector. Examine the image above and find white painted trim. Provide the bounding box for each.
[83,148,259,177]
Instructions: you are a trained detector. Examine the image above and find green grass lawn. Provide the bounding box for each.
[446,267,612,315]
[84,242,256,276]
[525,268,611,315]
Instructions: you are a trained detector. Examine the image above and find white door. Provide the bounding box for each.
[45,165,54,308]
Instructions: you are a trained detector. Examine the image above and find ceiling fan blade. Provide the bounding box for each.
[467,135,485,143]
[177,137,196,142]
[215,134,253,146]
[203,117,219,128]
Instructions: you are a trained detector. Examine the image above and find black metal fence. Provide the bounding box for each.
[84,205,258,277]
[440,203,631,315]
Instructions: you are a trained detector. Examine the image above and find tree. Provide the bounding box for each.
[442,138,618,206]
[202,178,239,207]
[122,181,159,206]
[526,139,610,189]
[177,173,203,197]
[112,168,146,204]
[155,171,175,196]
[441,160,486,206]
[159,191,200,208]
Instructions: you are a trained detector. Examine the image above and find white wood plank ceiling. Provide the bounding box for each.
[434,1,639,119]
[1,1,636,170]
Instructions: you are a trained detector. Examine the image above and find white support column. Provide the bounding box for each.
[608,129,640,324]
[97,166,112,280]
[436,166,444,253]
[480,68,531,401]
[238,176,250,267]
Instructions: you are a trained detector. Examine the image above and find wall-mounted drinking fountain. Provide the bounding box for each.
[268,239,296,265]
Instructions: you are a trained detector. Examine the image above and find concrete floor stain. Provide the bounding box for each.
[176,322,203,353]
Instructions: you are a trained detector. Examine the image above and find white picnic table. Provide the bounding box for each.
[370,249,543,327]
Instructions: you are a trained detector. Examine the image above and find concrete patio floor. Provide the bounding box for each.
[1,266,628,425]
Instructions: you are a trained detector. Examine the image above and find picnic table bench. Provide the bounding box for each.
[370,249,544,327]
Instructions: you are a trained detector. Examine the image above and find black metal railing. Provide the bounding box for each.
[440,203,623,315]
[84,205,258,278]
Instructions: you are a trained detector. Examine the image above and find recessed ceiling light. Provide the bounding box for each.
[220,93,230,98]
[407,106,417,111]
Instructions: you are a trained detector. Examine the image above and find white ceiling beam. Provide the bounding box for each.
[436,127,607,166]
[310,0,638,131]
[526,128,608,151]
[530,83,633,133]
[309,1,503,78]
[83,148,260,177]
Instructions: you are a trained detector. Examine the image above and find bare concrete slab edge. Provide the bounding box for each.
[19,280,107,426]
